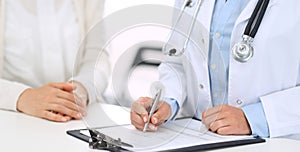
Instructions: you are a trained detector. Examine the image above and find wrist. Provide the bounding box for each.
[16,88,33,112]
[70,80,89,105]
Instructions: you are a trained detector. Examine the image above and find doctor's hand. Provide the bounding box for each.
[17,82,86,122]
[130,97,171,131]
[202,104,251,135]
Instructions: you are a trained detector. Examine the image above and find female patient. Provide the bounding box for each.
[0,0,110,122]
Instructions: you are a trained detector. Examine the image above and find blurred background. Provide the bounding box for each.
[100,0,175,107]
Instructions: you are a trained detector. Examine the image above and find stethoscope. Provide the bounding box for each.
[164,0,270,63]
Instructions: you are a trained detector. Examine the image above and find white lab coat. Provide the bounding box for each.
[159,0,300,138]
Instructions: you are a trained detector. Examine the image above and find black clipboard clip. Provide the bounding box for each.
[88,129,133,151]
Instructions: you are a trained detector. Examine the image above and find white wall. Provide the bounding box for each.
[104,0,175,17]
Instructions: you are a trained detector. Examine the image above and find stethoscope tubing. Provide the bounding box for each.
[164,0,270,63]
[245,0,270,38]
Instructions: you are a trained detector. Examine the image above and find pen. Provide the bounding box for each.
[143,89,162,132]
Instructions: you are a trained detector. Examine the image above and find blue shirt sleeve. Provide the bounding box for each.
[163,98,179,124]
[242,102,270,138]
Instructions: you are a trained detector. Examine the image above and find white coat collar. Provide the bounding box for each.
[201,0,278,32]
[235,0,278,27]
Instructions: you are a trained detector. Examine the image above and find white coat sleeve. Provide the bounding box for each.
[0,79,30,111]
[260,65,300,137]
[158,56,187,108]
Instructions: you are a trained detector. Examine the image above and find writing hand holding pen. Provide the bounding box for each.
[130,97,171,131]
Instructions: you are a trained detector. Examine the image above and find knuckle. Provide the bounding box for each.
[137,97,146,103]
[49,88,57,94]
[137,97,145,101]
[131,102,138,109]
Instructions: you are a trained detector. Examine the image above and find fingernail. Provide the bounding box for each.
[153,117,158,124]
[77,113,82,118]
[61,117,67,122]
[149,124,157,131]
[143,116,147,123]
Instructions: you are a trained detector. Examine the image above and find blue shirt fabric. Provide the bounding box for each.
[165,0,269,137]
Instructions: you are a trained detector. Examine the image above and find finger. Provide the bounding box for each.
[130,111,145,130]
[151,102,171,126]
[56,89,76,103]
[54,98,86,115]
[47,104,81,120]
[131,101,149,122]
[209,119,229,132]
[202,105,224,118]
[74,94,87,108]
[147,123,158,131]
[216,126,234,135]
[137,97,154,109]
[48,82,75,92]
[56,112,72,121]
[41,111,70,122]
[156,119,167,126]
[202,112,224,128]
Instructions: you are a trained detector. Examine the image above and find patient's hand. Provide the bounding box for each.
[17,82,87,122]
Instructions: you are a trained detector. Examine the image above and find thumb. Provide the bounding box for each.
[151,102,171,125]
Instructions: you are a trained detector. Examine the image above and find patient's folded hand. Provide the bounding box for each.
[17,82,86,122]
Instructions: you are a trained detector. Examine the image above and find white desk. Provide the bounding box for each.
[1,103,300,152]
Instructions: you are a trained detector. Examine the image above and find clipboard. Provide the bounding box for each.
[67,118,265,151]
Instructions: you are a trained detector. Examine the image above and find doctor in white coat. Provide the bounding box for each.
[131,0,300,138]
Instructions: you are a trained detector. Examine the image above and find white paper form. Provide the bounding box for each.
[81,118,255,151]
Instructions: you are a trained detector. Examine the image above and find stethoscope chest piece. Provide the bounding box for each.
[232,35,254,63]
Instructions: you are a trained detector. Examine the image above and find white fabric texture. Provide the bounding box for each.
[0,0,109,111]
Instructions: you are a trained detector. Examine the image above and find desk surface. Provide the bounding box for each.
[1,103,300,152]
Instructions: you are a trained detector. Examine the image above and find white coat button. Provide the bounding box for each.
[236,99,243,105]
[213,93,218,98]
[199,84,204,89]
[210,64,217,70]
[201,38,205,44]
[214,32,221,39]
